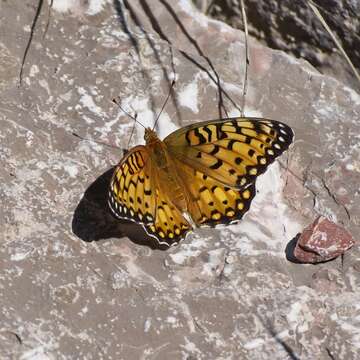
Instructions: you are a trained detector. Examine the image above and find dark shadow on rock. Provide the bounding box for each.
[157,0,241,118]
[113,0,241,120]
[285,233,303,263]
[122,0,181,125]
[157,0,225,118]
[286,233,342,265]
[258,317,300,360]
[112,0,179,126]
[71,166,168,250]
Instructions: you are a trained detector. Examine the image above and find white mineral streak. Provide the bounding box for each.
[178,81,199,113]
[144,318,152,333]
[50,0,111,15]
[225,162,303,256]
[77,87,107,118]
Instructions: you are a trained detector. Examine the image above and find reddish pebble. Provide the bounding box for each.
[294,216,355,263]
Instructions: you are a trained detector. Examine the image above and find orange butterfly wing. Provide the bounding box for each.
[164,117,293,189]
[108,146,191,246]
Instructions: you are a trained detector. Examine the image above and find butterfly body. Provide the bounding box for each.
[108,118,294,247]
[145,128,190,213]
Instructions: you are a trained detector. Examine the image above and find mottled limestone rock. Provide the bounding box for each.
[202,0,360,90]
[1,0,360,359]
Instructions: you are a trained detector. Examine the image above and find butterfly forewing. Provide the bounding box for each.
[174,158,257,226]
[164,117,293,189]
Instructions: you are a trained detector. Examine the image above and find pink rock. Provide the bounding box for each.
[294,216,355,263]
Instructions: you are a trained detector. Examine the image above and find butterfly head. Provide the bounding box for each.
[144,128,160,144]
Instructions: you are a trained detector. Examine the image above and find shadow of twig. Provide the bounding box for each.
[124,0,180,126]
[258,317,301,360]
[157,0,242,118]
[19,0,44,85]
[114,0,242,121]
[113,0,178,127]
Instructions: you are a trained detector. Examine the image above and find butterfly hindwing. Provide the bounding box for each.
[109,146,191,246]
[174,158,256,226]
[164,117,293,189]
[108,146,156,225]
[142,172,191,246]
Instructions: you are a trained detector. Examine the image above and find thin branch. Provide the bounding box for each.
[240,0,249,117]
[307,0,360,86]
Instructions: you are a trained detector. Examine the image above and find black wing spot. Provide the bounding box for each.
[248,149,255,157]
[210,159,223,170]
[185,131,191,144]
[194,128,207,144]
[227,139,236,150]
[217,126,228,140]
[203,126,212,142]
[210,145,220,155]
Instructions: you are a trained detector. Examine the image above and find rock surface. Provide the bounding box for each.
[1,0,360,359]
[202,0,360,91]
[294,216,355,263]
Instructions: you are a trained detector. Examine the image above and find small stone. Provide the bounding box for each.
[225,253,236,264]
[294,216,355,263]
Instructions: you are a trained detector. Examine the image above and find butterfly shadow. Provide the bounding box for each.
[71,167,168,250]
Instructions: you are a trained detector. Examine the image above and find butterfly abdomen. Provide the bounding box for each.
[146,138,189,214]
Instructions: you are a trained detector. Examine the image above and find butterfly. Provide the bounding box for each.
[108,117,293,247]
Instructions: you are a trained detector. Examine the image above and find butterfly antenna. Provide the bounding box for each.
[127,112,138,148]
[112,98,146,129]
[112,98,147,149]
[152,80,175,131]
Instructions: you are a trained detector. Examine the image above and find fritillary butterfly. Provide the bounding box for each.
[108,117,293,246]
